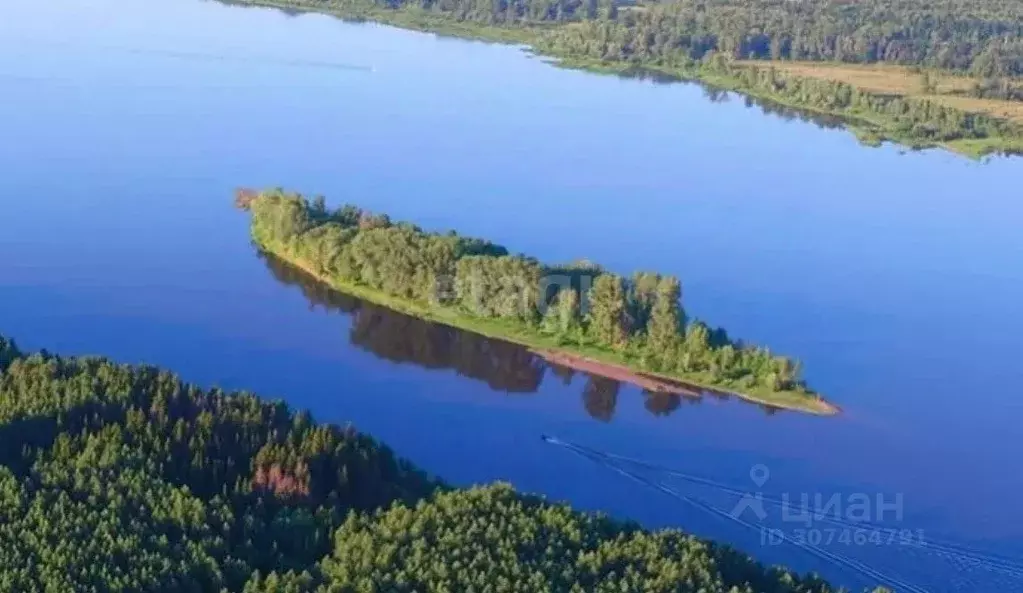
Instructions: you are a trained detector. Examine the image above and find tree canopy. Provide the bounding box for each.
[247,0,1023,75]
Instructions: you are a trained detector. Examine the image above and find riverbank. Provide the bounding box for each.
[250,224,838,417]
[224,0,1023,158]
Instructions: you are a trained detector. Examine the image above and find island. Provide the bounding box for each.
[0,334,873,591]
[239,188,838,415]
[224,0,1023,158]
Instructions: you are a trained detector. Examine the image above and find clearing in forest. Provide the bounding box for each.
[739,61,1023,125]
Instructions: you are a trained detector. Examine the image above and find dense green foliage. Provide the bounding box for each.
[0,336,869,591]
[0,338,433,591]
[690,59,1018,142]
[545,0,1023,76]
[229,0,1023,150]
[318,484,837,593]
[249,190,818,401]
[244,0,1023,74]
[0,344,353,591]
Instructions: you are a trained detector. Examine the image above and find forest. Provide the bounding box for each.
[244,190,832,413]
[227,0,1023,154]
[0,334,883,591]
[238,0,1023,75]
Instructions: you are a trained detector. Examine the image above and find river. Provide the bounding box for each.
[2,0,1022,590]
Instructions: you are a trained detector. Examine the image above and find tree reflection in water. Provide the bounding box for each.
[258,249,781,421]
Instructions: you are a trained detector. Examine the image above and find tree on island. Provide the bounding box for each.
[586,274,630,350]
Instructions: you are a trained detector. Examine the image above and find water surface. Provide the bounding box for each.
[2,0,1023,590]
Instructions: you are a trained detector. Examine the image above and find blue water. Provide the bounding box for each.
[2,0,1023,590]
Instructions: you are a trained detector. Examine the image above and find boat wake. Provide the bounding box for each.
[544,435,1023,593]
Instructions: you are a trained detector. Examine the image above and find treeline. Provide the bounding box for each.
[548,0,1023,76]
[713,59,1016,142]
[250,190,814,398]
[539,24,1023,143]
[0,336,872,591]
[234,0,1023,77]
[970,76,1023,101]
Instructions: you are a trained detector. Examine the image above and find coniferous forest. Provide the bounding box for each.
[0,334,882,591]
[225,0,1023,155]
[244,189,835,414]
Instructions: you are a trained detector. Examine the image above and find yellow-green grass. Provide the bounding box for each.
[254,232,838,416]
[740,61,1023,126]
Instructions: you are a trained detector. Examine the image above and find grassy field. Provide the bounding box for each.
[742,61,1023,125]
[730,61,1023,156]
[254,233,838,417]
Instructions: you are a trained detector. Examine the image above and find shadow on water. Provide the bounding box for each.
[581,65,851,132]
[258,249,783,421]
[697,83,849,131]
[213,0,306,18]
